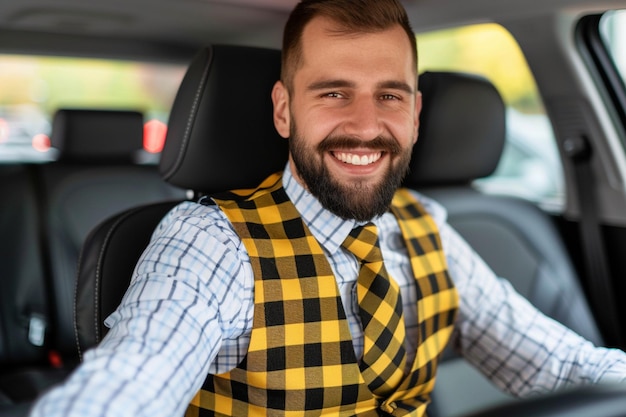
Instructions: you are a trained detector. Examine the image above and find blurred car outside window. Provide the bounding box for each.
[417,23,565,211]
[0,55,185,164]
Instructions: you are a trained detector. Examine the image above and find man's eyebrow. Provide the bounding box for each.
[306,79,415,95]
[378,80,415,95]
[307,79,356,91]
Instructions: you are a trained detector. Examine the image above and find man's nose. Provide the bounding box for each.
[342,96,383,141]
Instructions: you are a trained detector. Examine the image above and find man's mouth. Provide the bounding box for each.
[333,151,382,166]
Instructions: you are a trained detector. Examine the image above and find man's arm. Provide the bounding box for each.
[413,190,626,396]
[439,215,626,396]
[29,201,254,417]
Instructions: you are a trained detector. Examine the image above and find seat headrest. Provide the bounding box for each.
[50,109,144,163]
[159,46,505,194]
[404,71,506,187]
[159,45,288,194]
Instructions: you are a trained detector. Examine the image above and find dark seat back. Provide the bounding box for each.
[0,165,48,368]
[0,164,71,411]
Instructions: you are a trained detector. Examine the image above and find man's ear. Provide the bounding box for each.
[272,81,290,139]
[412,91,422,145]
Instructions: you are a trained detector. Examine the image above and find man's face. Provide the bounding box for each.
[272,16,421,221]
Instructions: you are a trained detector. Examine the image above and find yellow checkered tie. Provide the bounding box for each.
[342,222,407,396]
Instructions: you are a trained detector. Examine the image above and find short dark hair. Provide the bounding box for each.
[281,0,418,90]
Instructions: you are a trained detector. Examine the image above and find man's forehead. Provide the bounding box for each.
[299,16,414,58]
[296,17,417,83]
[301,15,391,45]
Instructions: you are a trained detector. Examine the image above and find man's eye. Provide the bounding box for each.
[380,94,400,100]
[323,92,342,98]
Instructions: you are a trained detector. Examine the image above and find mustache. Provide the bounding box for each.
[316,135,402,155]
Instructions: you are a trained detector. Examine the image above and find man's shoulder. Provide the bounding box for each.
[157,199,239,238]
[167,199,226,221]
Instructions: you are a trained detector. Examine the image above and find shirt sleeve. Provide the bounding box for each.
[416,191,626,397]
[29,201,254,417]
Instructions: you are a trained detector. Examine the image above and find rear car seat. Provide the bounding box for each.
[1,110,187,414]
[70,48,602,417]
[35,109,187,364]
[0,164,69,414]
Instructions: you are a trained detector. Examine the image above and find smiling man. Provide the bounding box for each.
[30,0,626,416]
[273,13,419,222]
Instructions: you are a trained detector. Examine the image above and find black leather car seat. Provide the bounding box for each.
[72,47,602,417]
[405,71,603,417]
[75,45,286,355]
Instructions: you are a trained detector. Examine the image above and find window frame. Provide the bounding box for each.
[576,14,626,144]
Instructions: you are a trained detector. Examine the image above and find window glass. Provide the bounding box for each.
[600,11,626,87]
[0,55,185,163]
[417,24,564,209]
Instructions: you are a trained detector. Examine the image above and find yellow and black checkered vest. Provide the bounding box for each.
[186,173,458,417]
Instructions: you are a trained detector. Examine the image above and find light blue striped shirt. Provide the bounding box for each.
[30,162,626,417]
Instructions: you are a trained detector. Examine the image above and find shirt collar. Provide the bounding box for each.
[283,162,362,254]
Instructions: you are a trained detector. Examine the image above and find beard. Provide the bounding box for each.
[289,123,412,222]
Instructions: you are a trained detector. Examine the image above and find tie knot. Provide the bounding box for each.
[342,222,383,264]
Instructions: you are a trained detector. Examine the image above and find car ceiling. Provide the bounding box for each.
[1,0,626,62]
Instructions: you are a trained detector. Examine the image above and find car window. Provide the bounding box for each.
[600,10,626,79]
[0,55,185,163]
[417,23,564,210]
[599,10,626,141]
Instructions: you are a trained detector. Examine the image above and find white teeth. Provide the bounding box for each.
[336,152,382,166]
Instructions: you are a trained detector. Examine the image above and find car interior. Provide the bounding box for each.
[3,0,626,416]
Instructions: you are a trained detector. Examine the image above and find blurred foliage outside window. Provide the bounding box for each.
[416,23,564,209]
[0,56,185,162]
[418,23,542,113]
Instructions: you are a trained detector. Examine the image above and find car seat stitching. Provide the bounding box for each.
[164,47,212,180]
[74,208,140,360]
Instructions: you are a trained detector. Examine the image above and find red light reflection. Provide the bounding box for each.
[32,134,51,152]
[0,119,8,143]
[143,119,167,153]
